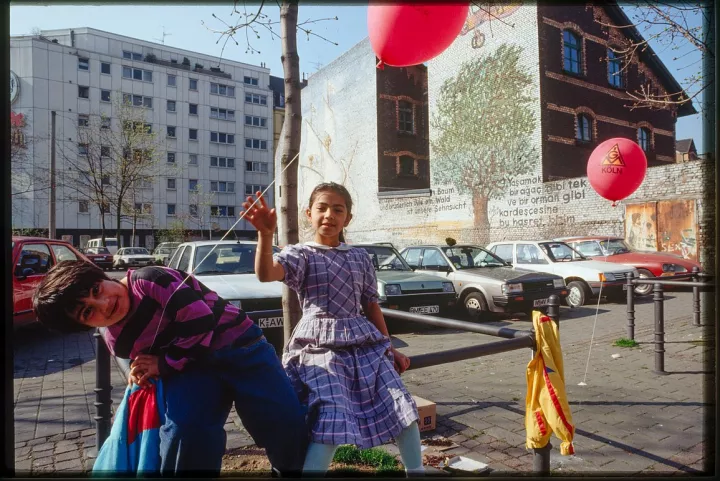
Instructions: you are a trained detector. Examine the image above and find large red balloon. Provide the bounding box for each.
[587,138,647,204]
[368,4,470,68]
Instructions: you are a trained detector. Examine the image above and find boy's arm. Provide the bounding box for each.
[256,231,285,282]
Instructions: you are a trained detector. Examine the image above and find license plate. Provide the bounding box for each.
[97,257,105,260]
[259,317,284,328]
[533,298,550,307]
[409,305,439,314]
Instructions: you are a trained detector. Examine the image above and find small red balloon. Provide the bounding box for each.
[368,4,470,68]
[587,138,647,204]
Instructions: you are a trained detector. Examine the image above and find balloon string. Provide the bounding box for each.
[376,59,385,70]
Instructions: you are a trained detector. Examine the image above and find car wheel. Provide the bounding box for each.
[566,281,589,307]
[463,292,489,321]
[633,269,654,296]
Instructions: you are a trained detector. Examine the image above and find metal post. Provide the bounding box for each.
[692,267,701,326]
[49,110,56,239]
[652,283,667,375]
[626,272,635,340]
[532,442,552,475]
[547,294,560,333]
[94,329,113,450]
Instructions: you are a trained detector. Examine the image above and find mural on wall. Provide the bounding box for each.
[625,202,658,251]
[460,4,521,49]
[430,44,536,231]
[624,200,697,260]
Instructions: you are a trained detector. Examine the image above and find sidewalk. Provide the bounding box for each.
[12,291,714,475]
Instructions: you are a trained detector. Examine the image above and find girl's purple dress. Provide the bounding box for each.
[275,242,419,449]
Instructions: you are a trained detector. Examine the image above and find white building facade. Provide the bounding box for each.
[10,27,275,248]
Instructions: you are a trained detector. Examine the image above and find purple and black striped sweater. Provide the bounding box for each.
[102,266,254,375]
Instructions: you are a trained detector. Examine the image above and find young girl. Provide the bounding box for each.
[242,182,424,477]
[32,261,308,476]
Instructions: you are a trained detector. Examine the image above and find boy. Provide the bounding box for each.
[33,260,307,476]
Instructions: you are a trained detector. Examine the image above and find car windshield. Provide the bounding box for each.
[539,242,587,262]
[123,248,149,255]
[193,244,258,275]
[357,246,411,271]
[599,239,632,255]
[442,246,507,268]
[95,247,110,254]
[155,247,174,255]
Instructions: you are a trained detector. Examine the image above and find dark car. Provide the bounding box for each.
[82,246,114,270]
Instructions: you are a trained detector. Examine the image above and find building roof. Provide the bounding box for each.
[603,4,697,117]
[675,138,696,153]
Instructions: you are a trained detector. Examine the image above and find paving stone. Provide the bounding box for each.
[55,442,80,455]
[26,437,48,446]
[65,431,81,440]
[55,458,83,471]
[56,450,82,463]
[32,456,54,468]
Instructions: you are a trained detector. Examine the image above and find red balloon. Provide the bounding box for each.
[368,4,470,68]
[587,138,647,204]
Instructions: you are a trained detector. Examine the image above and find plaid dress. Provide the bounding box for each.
[275,242,418,449]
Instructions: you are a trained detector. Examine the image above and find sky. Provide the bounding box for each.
[9,3,706,151]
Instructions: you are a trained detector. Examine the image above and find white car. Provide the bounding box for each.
[113,247,154,268]
[486,240,637,307]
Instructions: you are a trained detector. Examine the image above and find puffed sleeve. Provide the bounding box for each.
[359,250,379,305]
[273,244,308,292]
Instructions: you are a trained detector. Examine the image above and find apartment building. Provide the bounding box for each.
[10,27,275,248]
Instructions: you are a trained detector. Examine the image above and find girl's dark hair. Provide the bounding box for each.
[308,182,353,243]
[32,260,112,333]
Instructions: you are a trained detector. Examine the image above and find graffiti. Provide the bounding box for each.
[625,200,697,260]
[460,4,521,49]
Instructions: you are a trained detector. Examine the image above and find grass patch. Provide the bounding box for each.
[512,397,520,401]
[332,445,401,473]
[613,338,639,348]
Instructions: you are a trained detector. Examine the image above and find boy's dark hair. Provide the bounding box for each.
[308,182,353,243]
[32,260,111,333]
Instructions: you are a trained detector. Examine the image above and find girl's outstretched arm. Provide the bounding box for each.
[364,301,411,374]
[241,192,285,282]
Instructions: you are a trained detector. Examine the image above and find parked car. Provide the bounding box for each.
[152,246,178,266]
[155,241,181,251]
[557,236,702,296]
[86,237,120,255]
[353,244,457,317]
[81,246,114,270]
[12,236,89,328]
[398,244,567,319]
[113,247,154,269]
[166,240,284,351]
[486,240,637,307]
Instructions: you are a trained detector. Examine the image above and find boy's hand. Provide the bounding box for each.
[390,347,411,374]
[241,192,277,236]
[129,354,160,389]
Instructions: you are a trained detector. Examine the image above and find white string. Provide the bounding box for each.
[148,152,300,351]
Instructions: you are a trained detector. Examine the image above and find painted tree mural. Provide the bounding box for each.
[431,44,537,228]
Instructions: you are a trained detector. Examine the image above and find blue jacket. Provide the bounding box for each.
[92,379,165,476]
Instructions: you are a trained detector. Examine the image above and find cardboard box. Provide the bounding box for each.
[413,395,436,432]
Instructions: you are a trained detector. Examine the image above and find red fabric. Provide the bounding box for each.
[542,364,575,438]
[127,385,161,445]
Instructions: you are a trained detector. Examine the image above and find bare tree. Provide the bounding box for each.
[206,0,338,342]
[181,185,216,240]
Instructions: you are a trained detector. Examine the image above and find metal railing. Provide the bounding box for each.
[95,297,564,475]
[624,267,715,374]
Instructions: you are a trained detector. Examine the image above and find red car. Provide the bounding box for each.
[81,246,114,270]
[559,236,702,295]
[12,236,89,329]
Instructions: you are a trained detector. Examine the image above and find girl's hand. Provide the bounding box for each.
[241,192,277,236]
[390,347,411,374]
[129,354,160,389]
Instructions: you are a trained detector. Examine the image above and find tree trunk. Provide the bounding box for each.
[279,1,303,345]
[131,213,137,247]
[116,204,123,248]
[472,192,490,228]
[100,205,107,247]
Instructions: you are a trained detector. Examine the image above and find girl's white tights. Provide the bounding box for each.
[302,423,424,477]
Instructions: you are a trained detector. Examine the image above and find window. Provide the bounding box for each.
[210,108,235,120]
[79,200,89,213]
[490,244,514,263]
[607,49,624,88]
[399,156,415,176]
[101,90,111,102]
[245,93,267,105]
[167,126,176,138]
[402,248,421,268]
[176,246,191,271]
[189,129,198,140]
[210,181,217,191]
[122,93,153,108]
[101,117,111,129]
[516,244,548,265]
[419,249,449,270]
[167,74,176,87]
[189,103,198,115]
[167,152,176,163]
[245,115,267,127]
[122,51,142,61]
[210,82,235,97]
[78,57,89,71]
[15,244,53,277]
[100,146,110,157]
[167,100,176,112]
[209,205,235,217]
[563,30,581,74]
[246,161,269,173]
[574,241,604,257]
[576,114,592,142]
[210,205,218,216]
[122,66,153,82]
[189,179,198,191]
[78,114,89,127]
[78,143,89,156]
[189,154,198,165]
[244,76,259,86]
[398,101,413,133]
[101,62,111,74]
[210,132,235,144]
[51,244,79,262]
[101,175,110,185]
[123,121,152,134]
[78,86,89,98]
[638,127,651,151]
[189,204,198,217]
[245,184,267,195]
[167,178,176,189]
[189,78,198,90]
[167,204,176,216]
[245,138,268,150]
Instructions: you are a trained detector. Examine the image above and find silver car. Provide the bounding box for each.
[399,245,568,320]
